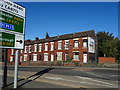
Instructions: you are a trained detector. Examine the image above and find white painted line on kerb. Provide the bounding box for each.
[75,76,118,87]
[44,77,117,88]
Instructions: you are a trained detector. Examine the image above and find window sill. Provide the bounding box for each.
[73,59,80,61]
[82,47,87,49]
[58,49,62,50]
[73,47,79,49]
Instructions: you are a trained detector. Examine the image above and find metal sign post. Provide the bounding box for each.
[3,49,8,88]
[14,50,18,89]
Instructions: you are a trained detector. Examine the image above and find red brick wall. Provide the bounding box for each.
[98,57,116,64]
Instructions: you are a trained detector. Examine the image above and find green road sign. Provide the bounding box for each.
[0,32,15,47]
[0,0,26,49]
[0,10,24,34]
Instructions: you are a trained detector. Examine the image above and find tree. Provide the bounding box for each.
[96,31,120,63]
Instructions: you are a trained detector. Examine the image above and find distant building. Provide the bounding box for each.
[7,30,96,64]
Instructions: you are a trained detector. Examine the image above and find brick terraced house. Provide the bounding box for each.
[7,30,96,65]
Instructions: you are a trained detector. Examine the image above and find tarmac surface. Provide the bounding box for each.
[1,66,119,89]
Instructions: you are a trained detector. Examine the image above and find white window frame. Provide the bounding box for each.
[34,44,37,52]
[28,45,32,53]
[10,56,13,62]
[58,41,62,50]
[65,40,69,49]
[50,42,54,51]
[33,54,37,61]
[39,44,42,52]
[20,50,23,53]
[11,49,14,55]
[57,52,62,61]
[20,56,22,62]
[24,46,27,53]
[44,53,48,61]
[83,41,87,47]
[24,55,27,61]
[74,40,79,48]
[65,53,69,61]
[73,52,79,60]
[45,43,48,51]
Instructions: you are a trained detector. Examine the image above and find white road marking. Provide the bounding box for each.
[45,77,62,80]
[44,76,118,88]
[75,76,117,87]
[111,75,120,77]
[86,72,108,79]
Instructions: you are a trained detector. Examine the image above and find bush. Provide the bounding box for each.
[63,57,73,63]
[73,62,79,66]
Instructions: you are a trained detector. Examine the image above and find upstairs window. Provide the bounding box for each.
[65,40,69,49]
[28,45,32,53]
[83,39,87,47]
[45,43,48,51]
[24,46,27,53]
[51,42,54,51]
[74,40,79,48]
[34,44,37,52]
[39,44,42,52]
[58,41,62,50]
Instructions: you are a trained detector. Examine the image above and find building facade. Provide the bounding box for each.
[7,30,96,64]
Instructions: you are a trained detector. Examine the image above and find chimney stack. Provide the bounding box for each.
[35,37,39,41]
[46,32,49,39]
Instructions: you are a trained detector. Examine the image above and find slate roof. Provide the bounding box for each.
[25,30,95,45]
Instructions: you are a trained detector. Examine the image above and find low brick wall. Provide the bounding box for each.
[63,63,75,66]
[98,57,116,64]
[19,61,64,66]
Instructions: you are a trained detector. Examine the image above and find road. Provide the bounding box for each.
[4,66,120,89]
[5,76,70,88]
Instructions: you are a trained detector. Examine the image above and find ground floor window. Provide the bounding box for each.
[44,53,48,61]
[57,52,62,61]
[24,55,27,61]
[29,55,32,61]
[65,53,69,61]
[73,52,79,60]
[39,54,42,61]
[33,54,37,61]
[10,56,13,62]
[20,56,22,62]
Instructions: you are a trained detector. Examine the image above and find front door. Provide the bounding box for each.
[51,54,54,61]
[83,53,87,63]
